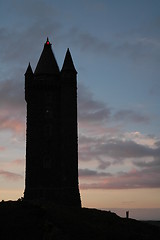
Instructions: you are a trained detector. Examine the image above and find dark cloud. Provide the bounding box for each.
[78,83,111,123]
[78,83,150,127]
[0,78,24,109]
[98,160,111,170]
[79,168,111,177]
[80,166,160,190]
[134,157,160,168]
[69,28,111,54]
[155,141,160,147]
[0,169,23,181]
[114,109,150,124]
[94,139,159,160]
[64,26,160,64]
[0,77,25,133]
[79,133,160,162]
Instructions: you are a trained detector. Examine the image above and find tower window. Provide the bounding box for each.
[45,108,53,119]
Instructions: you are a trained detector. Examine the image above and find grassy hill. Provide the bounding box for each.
[0,200,160,240]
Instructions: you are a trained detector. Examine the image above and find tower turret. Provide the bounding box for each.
[60,49,81,206]
[61,48,77,74]
[24,63,33,101]
[25,62,33,76]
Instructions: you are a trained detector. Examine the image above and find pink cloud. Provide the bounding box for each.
[0,78,25,134]
[114,109,150,124]
[0,169,23,181]
[11,159,24,166]
[0,110,24,133]
[79,167,160,190]
[79,134,160,165]
[0,118,24,133]
[0,146,5,151]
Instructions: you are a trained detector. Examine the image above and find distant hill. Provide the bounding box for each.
[0,200,160,240]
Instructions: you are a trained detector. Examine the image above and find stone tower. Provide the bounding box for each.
[24,38,81,207]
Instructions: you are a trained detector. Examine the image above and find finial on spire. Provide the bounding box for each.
[46,37,50,45]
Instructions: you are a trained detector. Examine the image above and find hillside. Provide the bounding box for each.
[0,200,160,240]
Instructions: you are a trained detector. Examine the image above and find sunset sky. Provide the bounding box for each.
[0,0,160,220]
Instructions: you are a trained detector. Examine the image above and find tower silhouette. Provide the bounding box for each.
[24,38,81,207]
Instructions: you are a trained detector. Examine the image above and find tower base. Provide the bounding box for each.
[24,187,81,207]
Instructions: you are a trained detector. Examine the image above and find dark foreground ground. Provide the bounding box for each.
[0,200,160,240]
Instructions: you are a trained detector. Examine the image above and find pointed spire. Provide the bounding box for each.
[34,38,59,75]
[25,62,33,76]
[61,48,77,73]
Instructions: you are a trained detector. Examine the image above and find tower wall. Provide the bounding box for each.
[25,75,61,201]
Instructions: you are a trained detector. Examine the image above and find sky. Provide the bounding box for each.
[0,0,160,220]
